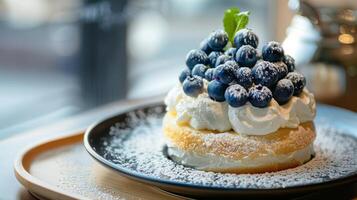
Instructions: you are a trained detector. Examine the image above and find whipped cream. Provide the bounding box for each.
[167,143,314,171]
[164,83,184,112]
[229,88,316,135]
[165,83,316,135]
[165,81,231,132]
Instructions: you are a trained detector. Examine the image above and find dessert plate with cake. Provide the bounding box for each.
[84,8,357,198]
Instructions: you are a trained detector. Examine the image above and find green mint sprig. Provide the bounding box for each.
[223,8,250,44]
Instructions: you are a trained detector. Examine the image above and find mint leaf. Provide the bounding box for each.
[234,11,250,33]
[223,7,240,43]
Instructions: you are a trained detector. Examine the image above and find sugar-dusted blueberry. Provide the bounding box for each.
[225,60,239,68]
[225,84,248,107]
[208,30,229,51]
[207,80,228,102]
[204,68,214,81]
[208,51,223,67]
[273,79,294,104]
[283,55,296,72]
[225,61,239,76]
[213,64,235,84]
[225,47,237,57]
[262,41,284,62]
[249,84,273,108]
[182,75,204,97]
[286,72,306,96]
[215,54,232,67]
[274,61,288,79]
[192,64,209,78]
[253,61,279,88]
[179,68,191,83]
[235,67,253,89]
[186,49,208,70]
[199,38,212,55]
[233,29,259,49]
[235,45,258,68]
[251,64,258,76]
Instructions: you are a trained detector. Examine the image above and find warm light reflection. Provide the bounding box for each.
[338,33,355,44]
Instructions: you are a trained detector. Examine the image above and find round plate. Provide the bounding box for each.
[84,101,357,199]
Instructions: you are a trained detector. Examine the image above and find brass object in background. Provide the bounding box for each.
[284,0,357,111]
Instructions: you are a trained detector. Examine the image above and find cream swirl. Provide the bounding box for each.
[165,83,316,135]
[164,82,184,112]
[165,82,231,132]
[228,100,284,135]
[228,88,316,135]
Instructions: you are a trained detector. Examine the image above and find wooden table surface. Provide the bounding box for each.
[0,97,161,200]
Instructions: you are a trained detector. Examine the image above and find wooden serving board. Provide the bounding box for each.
[14,132,188,200]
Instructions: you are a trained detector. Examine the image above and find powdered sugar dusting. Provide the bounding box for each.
[202,132,261,155]
[100,107,357,189]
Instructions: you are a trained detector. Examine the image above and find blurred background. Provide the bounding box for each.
[0,0,356,139]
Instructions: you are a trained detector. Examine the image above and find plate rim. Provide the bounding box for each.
[83,101,357,194]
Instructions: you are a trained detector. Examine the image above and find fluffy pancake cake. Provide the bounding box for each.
[163,7,316,173]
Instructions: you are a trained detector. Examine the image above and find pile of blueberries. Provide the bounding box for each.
[180,29,306,108]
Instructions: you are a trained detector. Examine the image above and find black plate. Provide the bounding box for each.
[84,101,357,199]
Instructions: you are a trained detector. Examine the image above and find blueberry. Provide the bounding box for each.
[186,49,208,70]
[225,47,237,57]
[208,30,229,51]
[179,68,191,83]
[233,29,259,49]
[204,68,214,81]
[192,64,209,78]
[253,61,279,88]
[199,38,212,55]
[273,79,294,104]
[286,72,306,96]
[235,45,258,68]
[182,75,204,97]
[274,61,288,79]
[215,55,232,67]
[213,64,235,84]
[283,55,295,72]
[262,41,284,62]
[225,60,239,70]
[235,67,253,89]
[225,84,248,107]
[208,51,223,67]
[249,85,273,108]
[207,80,228,102]
[251,64,258,75]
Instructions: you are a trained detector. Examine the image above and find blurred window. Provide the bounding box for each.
[0,0,276,139]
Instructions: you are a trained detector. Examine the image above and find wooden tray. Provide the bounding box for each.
[14,132,188,200]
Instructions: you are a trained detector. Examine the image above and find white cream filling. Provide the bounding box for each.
[228,89,316,135]
[167,143,314,171]
[166,81,232,132]
[165,83,316,135]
